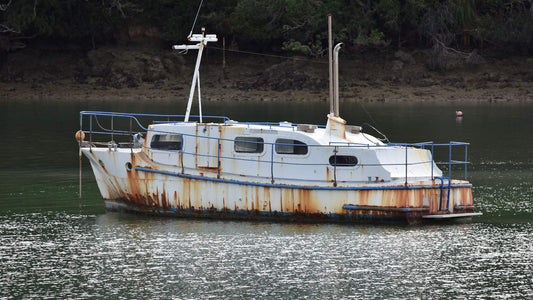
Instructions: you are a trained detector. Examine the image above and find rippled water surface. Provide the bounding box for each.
[1,100,532,298]
[1,214,532,299]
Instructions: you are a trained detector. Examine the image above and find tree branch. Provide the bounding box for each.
[431,35,470,56]
[0,0,12,11]
[0,24,19,33]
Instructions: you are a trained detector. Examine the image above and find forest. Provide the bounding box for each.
[1,0,532,59]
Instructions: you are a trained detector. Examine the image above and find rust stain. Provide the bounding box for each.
[279,191,283,212]
[255,186,260,212]
[126,154,149,206]
[297,188,312,213]
[360,189,370,206]
[197,166,219,172]
[161,190,168,209]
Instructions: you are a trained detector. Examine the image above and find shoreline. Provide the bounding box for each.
[1,47,531,105]
[1,80,531,104]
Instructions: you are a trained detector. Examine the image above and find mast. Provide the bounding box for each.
[328,15,343,117]
[328,15,334,115]
[333,42,342,117]
[173,28,217,122]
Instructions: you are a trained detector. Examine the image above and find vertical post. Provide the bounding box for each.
[184,43,204,122]
[405,144,408,186]
[333,146,338,187]
[328,14,334,115]
[270,143,274,183]
[217,137,221,179]
[129,117,133,154]
[449,143,452,179]
[431,143,434,180]
[79,115,83,206]
[89,116,93,151]
[111,116,114,142]
[464,144,468,180]
[198,72,202,123]
[333,43,342,117]
[181,136,185,174]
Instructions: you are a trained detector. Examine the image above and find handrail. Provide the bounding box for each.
[80,111,470,182]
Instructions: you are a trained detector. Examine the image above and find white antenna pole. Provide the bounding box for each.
[184,43,204,122]
[197,72,202,123]
[173,29,217,122]
[333,42,343,117]
[328,14,334,115]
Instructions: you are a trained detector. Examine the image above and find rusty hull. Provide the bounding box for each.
[83,148,475,224]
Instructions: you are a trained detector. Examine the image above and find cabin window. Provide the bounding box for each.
[275,139,308,155]
[234,137,264,153]
[329,155,358,167]
[150,134,182,150]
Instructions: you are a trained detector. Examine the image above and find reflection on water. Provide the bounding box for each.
[1,100,532,298]
[1,213,531,299]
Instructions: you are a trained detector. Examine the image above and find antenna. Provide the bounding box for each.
[188,0,204,38]
[173,28,218,122]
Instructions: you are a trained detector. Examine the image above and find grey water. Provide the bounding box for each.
[1,99,532,299]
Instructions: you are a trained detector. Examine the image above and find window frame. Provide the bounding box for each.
[274,138,309,155]
[234,136,265,154]
[329,155,358,167]
[150,133,183,151]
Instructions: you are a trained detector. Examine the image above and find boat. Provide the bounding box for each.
[77,27,482,224]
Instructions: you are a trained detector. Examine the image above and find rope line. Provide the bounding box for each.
[207,46,329,64]
[188,0,204,38]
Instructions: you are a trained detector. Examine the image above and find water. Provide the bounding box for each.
[1,99,532,299]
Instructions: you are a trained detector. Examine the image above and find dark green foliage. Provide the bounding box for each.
[1,0,531,56]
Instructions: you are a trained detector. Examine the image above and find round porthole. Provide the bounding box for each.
[329,155,358,167]
[125,162,133,171]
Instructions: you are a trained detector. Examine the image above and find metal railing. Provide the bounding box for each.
[80,111,470,184]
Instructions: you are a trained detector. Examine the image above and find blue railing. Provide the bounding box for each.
[79,111,470,183]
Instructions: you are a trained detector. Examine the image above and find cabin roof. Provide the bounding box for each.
[148,120,384,147]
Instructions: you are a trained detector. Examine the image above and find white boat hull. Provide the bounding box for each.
[83,147,475,224]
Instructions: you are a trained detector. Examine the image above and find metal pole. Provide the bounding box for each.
[89,116,92,151]
[129,118,133,154]
[449,143,452,179]
[271,143,274,183]
[184,43,204,122]
[333,43,342,117]
[333,147,338,186]
[328,14,334,115]
[405,144,408,186]
[431,143,434,180]
[181,136,185,174]
[465,144,468,180]
[79,116,82,207]
[217,137,221,179]
[111,116,114,142]
[198,72,202,123]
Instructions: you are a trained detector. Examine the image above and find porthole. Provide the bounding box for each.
[329,155,358,167]
[125,162,133,171]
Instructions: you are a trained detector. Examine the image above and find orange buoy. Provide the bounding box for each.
[75,130,85,141]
